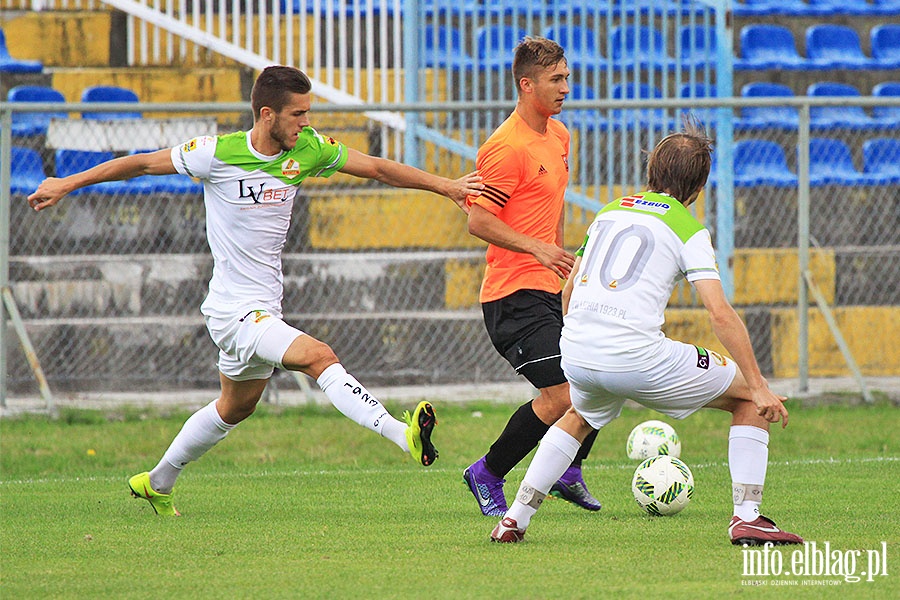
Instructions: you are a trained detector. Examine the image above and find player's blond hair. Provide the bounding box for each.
[512,36,566,92]
[646,118,713,204]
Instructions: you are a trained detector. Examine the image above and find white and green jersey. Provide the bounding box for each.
[561,191,720,370]
[171,128,348,317]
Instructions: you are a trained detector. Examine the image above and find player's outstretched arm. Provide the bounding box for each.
[27,149,177,212]
[693,278,789,427]
[338,148,483,212]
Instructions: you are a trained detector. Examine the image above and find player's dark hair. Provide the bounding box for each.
[646,118,713,204]
[250,65,312,121]
[512,36,566,92]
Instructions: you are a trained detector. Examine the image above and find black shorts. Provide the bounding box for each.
[482,289,567,389]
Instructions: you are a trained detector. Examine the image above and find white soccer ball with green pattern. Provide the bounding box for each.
[631,455,695,516]
[626,420,681,460]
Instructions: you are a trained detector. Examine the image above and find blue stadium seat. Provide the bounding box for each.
[870,0,900,16]
[805,25,877,70]
[550,0,677,18]
[736,25,810,70]
[55,149,159,196]
[423,26,476,70]
[610,83,674,129]
[475,25,528,71]
[281,0,397,16]
[610,26,678,70]
[805,0,875,15]
[862,138,900,184]
[81,86,142,120]
[871,24,900,68]
[737,82,798,130]
[733,139,798,187]
[560,83,606,132]
[679,83,727,127]
[0,27,43,73]
[872,81,900,123]
[7,85,67,138]
[543,25,607,72]
[9,146,46,195]
[680,25,717,69]
[808,138,877,185]
[808,82,880,130]
[733,0,810,17]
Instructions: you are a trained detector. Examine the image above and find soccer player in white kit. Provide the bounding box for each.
[489,122,804,546]
[27,66,484,516]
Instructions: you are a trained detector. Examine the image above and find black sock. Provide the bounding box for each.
[571,428,599,467]
[484,400,550,478]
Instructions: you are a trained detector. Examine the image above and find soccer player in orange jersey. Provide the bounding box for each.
[462,37,600,517]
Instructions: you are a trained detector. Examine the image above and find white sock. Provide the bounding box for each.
[506,426,581,530]
[149,399,236,494]
[316,363,407,451]
[729,425,769,522]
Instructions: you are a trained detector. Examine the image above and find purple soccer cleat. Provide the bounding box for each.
[463,456,508,517]
[549,465,602,511]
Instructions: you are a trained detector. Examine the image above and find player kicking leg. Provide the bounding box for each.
[130,313,437,515]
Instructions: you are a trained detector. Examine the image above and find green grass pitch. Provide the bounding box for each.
[1,400,897,598]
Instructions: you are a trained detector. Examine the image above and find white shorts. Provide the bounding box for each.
[562,338,736,430]
[205,306,305,381]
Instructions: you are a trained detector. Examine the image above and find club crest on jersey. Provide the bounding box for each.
[281,158,301,177]
[239,309,271,324]
[182,139,197,152]
[327,136,338,146]
[620,194,671,215]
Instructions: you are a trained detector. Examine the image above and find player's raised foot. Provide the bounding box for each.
[549,465,602,511]
[491,517,526,543]
[729,515,803,546]
[404,401,438,466]
[128,472,180,516]
[463,456,508,517]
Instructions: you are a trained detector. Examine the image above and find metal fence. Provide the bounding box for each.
[2,95,899,403]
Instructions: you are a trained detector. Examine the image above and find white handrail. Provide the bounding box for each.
[99,0,407,131]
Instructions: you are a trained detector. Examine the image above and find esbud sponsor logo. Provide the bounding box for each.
[620,194,670,215]
[742,541,889,584]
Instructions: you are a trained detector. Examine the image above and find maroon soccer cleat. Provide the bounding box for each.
[729,515,804,546]
[491,517,526,543]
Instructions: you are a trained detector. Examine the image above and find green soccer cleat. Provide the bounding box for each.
[128,472,180,516]
[404,401,439,467]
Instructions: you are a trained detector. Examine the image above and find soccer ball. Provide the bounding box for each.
[626,419,681,460]
[631,455,695,516]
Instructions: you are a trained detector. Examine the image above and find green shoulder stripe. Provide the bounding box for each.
[600,191,705,243]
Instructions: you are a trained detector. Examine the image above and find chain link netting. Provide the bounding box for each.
[5,98,898,396]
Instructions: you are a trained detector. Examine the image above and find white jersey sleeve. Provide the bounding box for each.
[681,228,720,283]
[170,136,217,180]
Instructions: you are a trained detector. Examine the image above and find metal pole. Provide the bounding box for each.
[402,0,420,168]
[797,103,810,392]
[714,0,735,301]
[0,107,10,406]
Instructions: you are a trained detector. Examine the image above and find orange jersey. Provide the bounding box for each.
[467,110,570,303]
